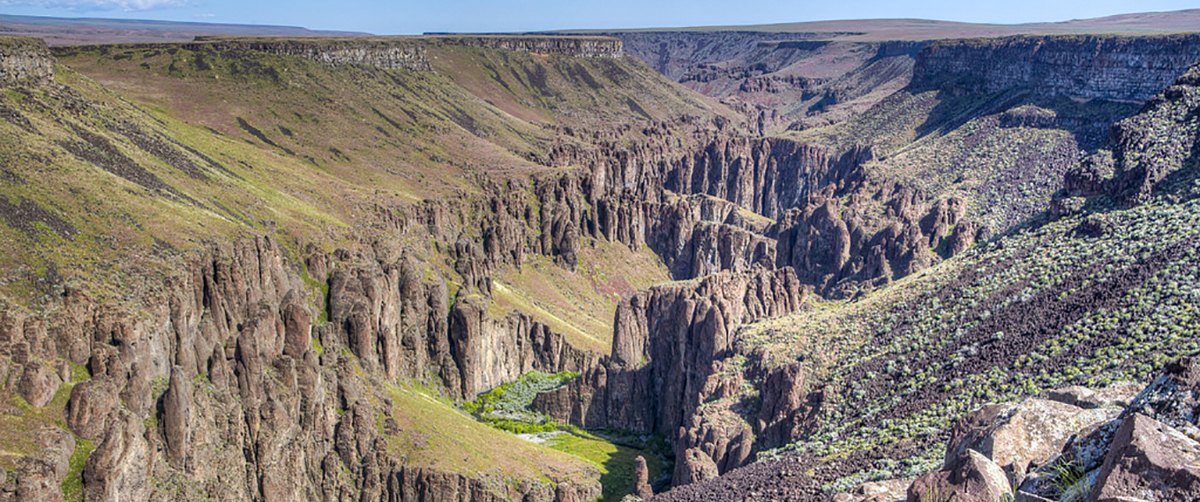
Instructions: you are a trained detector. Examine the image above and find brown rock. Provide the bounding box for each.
[281,300,312,358]
[756,362,805,447]
[1089,413,1200,502]
[907,450,1012,502]
[1044,382,1141,410]
[555,482,580,502]
[66,378,118,441]
[633,455,653,500]
[946,398,1116,483]
[16,362,62,408]
[162,365,192,470]
[674,447,719,486]
[84,409,152,502]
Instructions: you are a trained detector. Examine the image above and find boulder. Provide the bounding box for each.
[1089,413,1200,502]
[907,450,1012,502]
[946,398,1117,482]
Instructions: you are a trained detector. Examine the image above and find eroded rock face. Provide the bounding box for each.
[1105,64,1200,206]
[756,362,806,448]
[1089,413,1200,502]
[535,267,807,486]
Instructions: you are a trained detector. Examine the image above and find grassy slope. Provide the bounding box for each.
[2,39,728,330]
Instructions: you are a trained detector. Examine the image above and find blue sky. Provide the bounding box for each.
[1,0,1198,35]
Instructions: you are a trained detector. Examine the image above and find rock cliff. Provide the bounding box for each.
[911,34,1200,101]
[191,37,433,71]
[533,268,808,484]
[444,36,623,59]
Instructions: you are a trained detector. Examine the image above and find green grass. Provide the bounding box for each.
[545,433,666,502]
[61,437,95,502]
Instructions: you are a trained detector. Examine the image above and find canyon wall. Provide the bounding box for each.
[0,235,601,501]
[911,34,1200,101]
[533,268,808,484]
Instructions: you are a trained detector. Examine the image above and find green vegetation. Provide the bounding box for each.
[62,437,95,502]
[1048,458,1090,502]
[465,371,671,501]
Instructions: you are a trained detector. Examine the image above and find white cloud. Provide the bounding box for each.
[0,0,184,11]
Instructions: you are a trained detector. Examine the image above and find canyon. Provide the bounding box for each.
[0,9,1199,502]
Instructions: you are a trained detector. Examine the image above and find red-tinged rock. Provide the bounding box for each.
[1089,413,1200,502]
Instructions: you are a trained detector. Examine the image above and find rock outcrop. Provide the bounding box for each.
[1088,413,1200,501]
[633,455,654,500]
[903,359,1200,502]
[191,37,433,71]
[907,450,1012,502]
[534,267,807,486]
[1051,60,1200,211]
[446,36,623,59]
[0,38,55,85]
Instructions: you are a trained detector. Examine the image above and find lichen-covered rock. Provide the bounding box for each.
[1124,357,1200,432]
[1045,382,1141,410]
[946,398,1118,483]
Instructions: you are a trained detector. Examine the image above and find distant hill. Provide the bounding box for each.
[0,14,370,45]
[566,8,1200,41]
